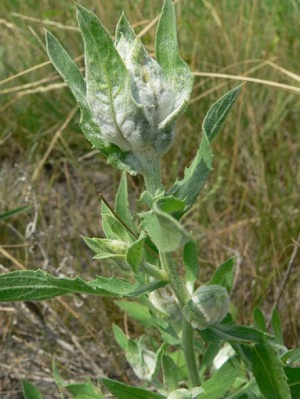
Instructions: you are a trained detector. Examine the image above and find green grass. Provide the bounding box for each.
[0,0,299,382]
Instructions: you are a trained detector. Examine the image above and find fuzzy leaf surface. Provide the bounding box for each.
[168,85,243,214]
[206,257,235,292]
[253,338,292,399]
[115,172,138,234]
[198,356,239,399]
[156,0,193,130]
[45,30,136,174]
[0,270,145,302]
[102,378,166,399]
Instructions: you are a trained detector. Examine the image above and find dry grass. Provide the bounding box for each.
[0,0,299,396]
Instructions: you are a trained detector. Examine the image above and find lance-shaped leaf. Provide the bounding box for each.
[156,0,193,130]
[102,378,166,399]
[197,356,239,399]
[115,172,138,235]
[0,270,163,302]
[82,237,128,260]
[22,380,43,399]
[252,338,292,399]
[168,85,243,214]
[76,4,144,153]
[206,257,235,292]
[45,30,137,174]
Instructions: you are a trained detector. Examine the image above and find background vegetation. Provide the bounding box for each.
[0,0,299,396]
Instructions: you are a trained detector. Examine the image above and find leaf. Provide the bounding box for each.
[22,380,43,399]
[203,324,269,343]
[76,4,143,154]
[125,338,162,382]
[141,205,190,252]
[45,30,136,174]
[168,130,213,213]
[198,356,240,399]
[284,366,300,399]
[155,0,193,130]
[203,84,244,143]
[113,324,128,351]
[127,279,167,297]
[199,342,222,376]
[252,338,292,399]
[0,270,143,302]
[65,382,104,398]
[162,353,179,392]
[101,378,166,399]
[0,205,31,221]
[168,85,243,213]
[52,359,104,398]
[271,308,283,345]
[83,237,128,259]
[115,172,138,234]
[183,240,199,286]
[101,201,133,243]
[125,234,146,272]
[114,300,152,327]
[206,257,235,292]
[253,307,267,332]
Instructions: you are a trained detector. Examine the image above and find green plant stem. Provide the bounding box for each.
[159,252,200,387]
[140,155,200,387]
[159,252,190,307]
[182,317,201,386]
[139,153,162,195]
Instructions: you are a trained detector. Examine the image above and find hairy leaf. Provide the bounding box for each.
[253,338,291,399]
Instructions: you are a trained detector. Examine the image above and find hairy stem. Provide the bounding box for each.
[182,317,201,386]
[138,152,162,195]
[140,155,199,387]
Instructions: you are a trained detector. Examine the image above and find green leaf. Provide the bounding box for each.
[168,85,243,213]
[114,300,152,327]
[125,234,146,272]
[183,240,199,286]
[113,324,128,351]
[115,172,138,234]
[76,5,144,158]
[198,356,240,399]
[141,205,190,252]
[52,359,104,398]
[206,257,235,292]
[253,307,267,332]
[162,353,179,392]
[127,279,167,297]
[271,308,283,345]
[156,0,193,130]
[284,366,300,399]
[168,130,212,213]
[281,347,300,366]
[125,338,163,382]
[0,205,31,220]
[115,12,136,46]
[22,380,43,399]
[203,84,244,143]
[156,195,186,215]
[102,378,166,399]
[0,270,142,302]
[101,201,133,243]
[65,382,104,398]
[203,324,269,343]
[199,342,222,376]
[45,30,136,174]
[83,237,128,260]
[252,338,292,399]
